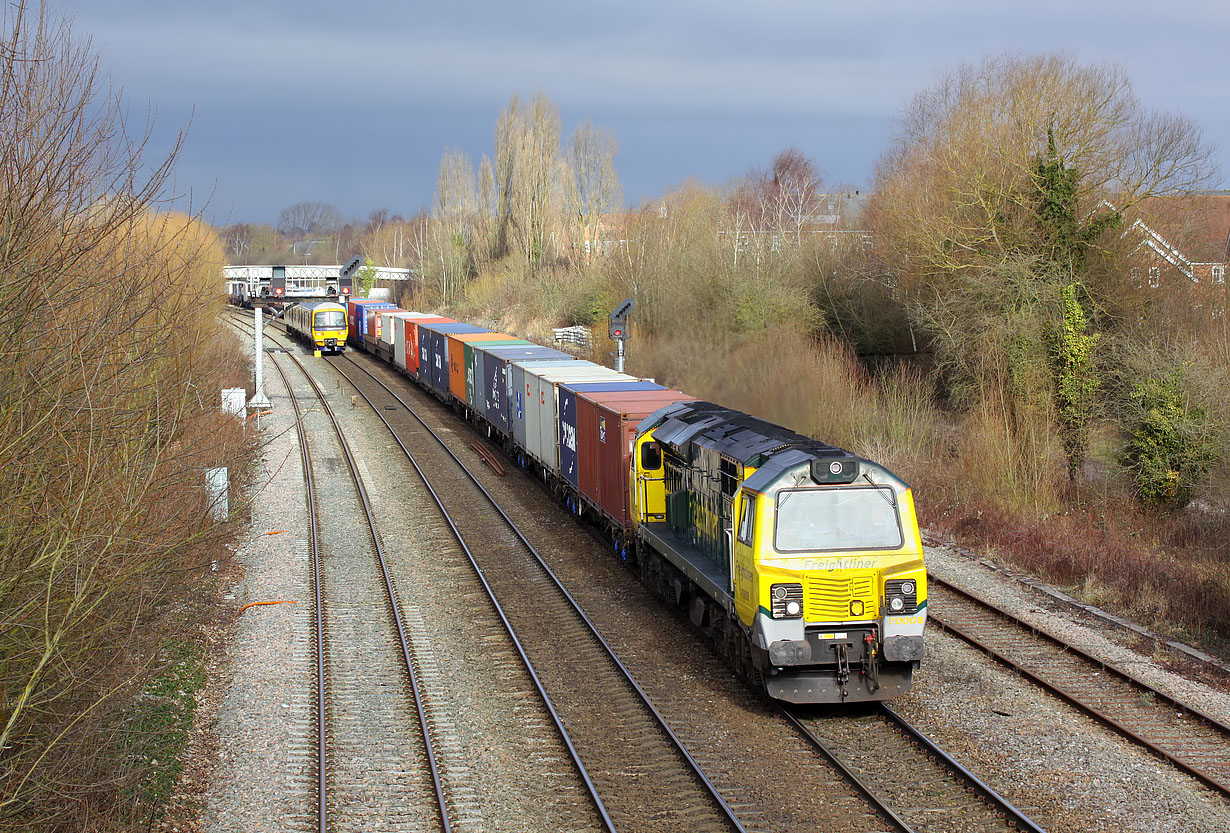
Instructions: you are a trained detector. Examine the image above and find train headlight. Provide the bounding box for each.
[770,583,804,619]
[884,578,919,616]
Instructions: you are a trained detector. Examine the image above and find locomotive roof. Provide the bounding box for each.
[648,400,850,465]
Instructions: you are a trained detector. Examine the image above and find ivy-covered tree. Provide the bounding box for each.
[1031,127,1122,273]
[1048,282,1099,480]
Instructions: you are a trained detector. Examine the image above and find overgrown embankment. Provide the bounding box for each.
[0,4,252,829]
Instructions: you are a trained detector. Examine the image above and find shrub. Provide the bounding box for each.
[1121,370,1213,511]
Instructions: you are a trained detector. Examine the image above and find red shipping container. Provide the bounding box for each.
[575,390,695,530]
[404,316,452,378]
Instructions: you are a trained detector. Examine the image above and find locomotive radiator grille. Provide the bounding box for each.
[804,574,876,621]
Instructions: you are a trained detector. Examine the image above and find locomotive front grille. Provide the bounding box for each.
[804,574,876,621]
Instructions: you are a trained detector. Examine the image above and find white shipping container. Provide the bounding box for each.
[524,363,634,474]
[510,360,592,451]
[382,312,417,369]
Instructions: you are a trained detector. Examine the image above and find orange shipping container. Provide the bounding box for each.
[446,331,514,402]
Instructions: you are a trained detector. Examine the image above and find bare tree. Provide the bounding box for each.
[276,200,343,237]
[566,119,621,263]
[223,222,252,261]
[0,3,244,823]
[730,148,824,246]
[491,92,564,268]
[492,94,521,259]
[871,52,1218,288]
[361,218,421,267]
[428,148,478,302]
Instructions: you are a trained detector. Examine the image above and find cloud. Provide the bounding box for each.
[70,0,1230,221]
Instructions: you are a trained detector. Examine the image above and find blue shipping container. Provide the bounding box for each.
[478,346,572,435]
[355,303,395,345]
[425,323,486,396]
[557,381,667,488]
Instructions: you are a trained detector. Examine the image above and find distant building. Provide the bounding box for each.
[1124,191,1230,315]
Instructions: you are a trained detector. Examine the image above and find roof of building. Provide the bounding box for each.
[1136,194,1230,263]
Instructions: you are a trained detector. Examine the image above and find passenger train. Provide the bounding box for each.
[303,297,927,703]
[285,301,348,355]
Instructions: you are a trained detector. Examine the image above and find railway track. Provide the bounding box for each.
[926,574,1230,798]
[784,705,1045,833]
[230,312,611,832]
[268,343,453,831]
[328,350,750,833]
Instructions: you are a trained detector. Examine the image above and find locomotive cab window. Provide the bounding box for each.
[774,486,903,552]
[737,493,755,545]
[641,441,662,471]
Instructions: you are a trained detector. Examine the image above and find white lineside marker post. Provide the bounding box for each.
[222,387,245,417]
[249,305,272,410]
[205,467,229,521]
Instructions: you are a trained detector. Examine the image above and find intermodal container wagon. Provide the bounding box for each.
[557,381,668,488]
[403,316,453,379]
[384,312,439,370]
[514,362,637,474]
[447,332,515,404]
[464,338,528,410]
[421,322,487,397]
[475,345,572,434]
[575,389,696,531]
[346,299,390,347]
[368,307,405,357]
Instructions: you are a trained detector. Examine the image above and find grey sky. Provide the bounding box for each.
[68,0,1230,226]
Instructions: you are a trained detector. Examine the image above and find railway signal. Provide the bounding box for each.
[270,265,287,298]
[609,297,635,341]
[339,255,362,296]
[609,297,635,371]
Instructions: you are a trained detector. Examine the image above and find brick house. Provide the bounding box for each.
[1125,191,1230,315]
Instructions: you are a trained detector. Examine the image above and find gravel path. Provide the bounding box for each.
[200,367,318,833]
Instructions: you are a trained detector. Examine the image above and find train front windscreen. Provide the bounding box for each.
[314,310,345,330]
[773,486,903,553]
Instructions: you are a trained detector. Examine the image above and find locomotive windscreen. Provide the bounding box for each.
[773,486,903,553]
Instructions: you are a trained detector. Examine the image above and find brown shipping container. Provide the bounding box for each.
[576,390,695,530]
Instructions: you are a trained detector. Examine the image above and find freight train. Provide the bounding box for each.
[333,297,926,703]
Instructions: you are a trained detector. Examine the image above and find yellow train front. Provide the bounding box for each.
[631,401,926,704]
[285,301,348,354]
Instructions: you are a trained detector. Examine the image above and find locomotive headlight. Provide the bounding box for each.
[770,583,804,619]
[884,577,919,616]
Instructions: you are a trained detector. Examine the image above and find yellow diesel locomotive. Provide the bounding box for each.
[285,301,348,355]
[630,401,926,703]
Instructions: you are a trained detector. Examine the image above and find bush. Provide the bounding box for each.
[1121,371,1214,510]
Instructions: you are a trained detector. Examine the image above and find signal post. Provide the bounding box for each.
[609,297,635,372]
